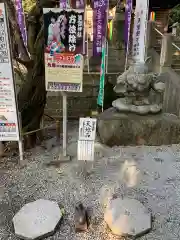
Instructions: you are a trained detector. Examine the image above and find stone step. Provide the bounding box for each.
[172,63,180,68]
[173,54,180,58]
[84,65,123,73]
[174,69,180,75]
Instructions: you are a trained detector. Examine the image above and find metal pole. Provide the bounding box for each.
[105,39,108,74]
[62,93,67,157]
[87,33,90,74]
[18,139,24,162]
[18,112,23,163]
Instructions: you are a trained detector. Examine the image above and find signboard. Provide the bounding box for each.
[0,3,20,141]
[43,8,84,92]
[78,117,97,161]
[132,0,149,62]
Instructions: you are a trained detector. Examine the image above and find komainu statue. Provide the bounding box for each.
[112,57,166,115]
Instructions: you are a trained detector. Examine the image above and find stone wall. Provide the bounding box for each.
[45,73,119,119]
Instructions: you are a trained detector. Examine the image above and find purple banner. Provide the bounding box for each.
[60,0,85,10]
[124,0,132,52]
[60,0,67,8]
[93,0,108,56]
[76,0,85,9]
[70,0,85,9]
[15,0,27,46]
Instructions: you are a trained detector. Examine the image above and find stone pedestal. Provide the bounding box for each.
[13,199,62,239]
[104,198,151,237]
[97,107,180,146]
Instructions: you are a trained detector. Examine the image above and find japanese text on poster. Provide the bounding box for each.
[0,3,20,141]
[93,0,108,56]
[43,8,84,92]
[132,0,149,62]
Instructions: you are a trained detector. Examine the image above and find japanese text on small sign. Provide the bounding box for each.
[79,118,97,141]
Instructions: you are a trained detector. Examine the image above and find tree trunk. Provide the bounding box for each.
[3,0,30,61]
[2,0,57,148]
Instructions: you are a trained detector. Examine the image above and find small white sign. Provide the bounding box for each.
[0,3,20,141]
[77,140,94,161]
[78,117,97,161]
[78,117,97,141]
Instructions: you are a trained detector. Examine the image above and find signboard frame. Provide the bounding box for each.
[0,2,23,162]
[43,7,85,93]
[43,7,85,161]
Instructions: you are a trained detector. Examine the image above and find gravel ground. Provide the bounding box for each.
[1,122,180,240]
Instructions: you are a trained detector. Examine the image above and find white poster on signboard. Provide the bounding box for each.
[132,0,149,63]
[78,117,97,161]
[43,8,84,92]
[0,3,20,141]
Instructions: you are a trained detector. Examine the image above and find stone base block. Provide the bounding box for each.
[97,107,180,146]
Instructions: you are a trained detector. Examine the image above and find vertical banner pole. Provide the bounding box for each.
[124,0,133,71]
[105,39,108,74]
[62,93,67,157]
[105,2,109,74]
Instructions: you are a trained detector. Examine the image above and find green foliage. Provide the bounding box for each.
[22,0,36,13]
[169,4,180,26]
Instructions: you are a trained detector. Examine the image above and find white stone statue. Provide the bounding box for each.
[112,57,166,115]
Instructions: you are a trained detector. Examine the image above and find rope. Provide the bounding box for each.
[22,123,56,136]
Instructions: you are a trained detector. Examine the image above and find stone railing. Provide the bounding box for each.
[146,21,180,117]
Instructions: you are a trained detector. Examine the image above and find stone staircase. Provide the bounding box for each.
[149,9,180,75]
[154,34,180,75]
[83,42,125,73]
[171,40,180,75]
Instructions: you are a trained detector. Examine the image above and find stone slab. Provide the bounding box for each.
[104,198,151,237]
[13,199,62,240]
[97,107,180,146]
